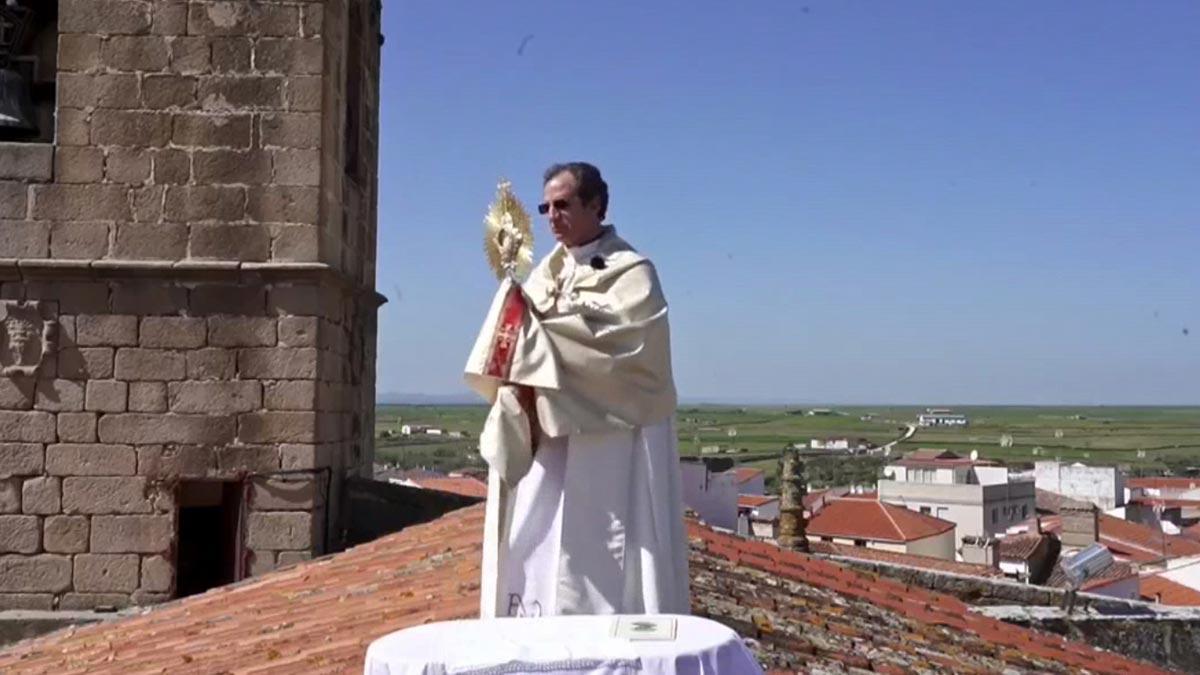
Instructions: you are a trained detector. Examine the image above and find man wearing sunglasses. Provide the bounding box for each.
[466,162,688,619]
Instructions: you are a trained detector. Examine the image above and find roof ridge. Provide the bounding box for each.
[877,499,905,540]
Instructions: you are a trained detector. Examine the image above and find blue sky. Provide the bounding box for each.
[376,1,1199,405]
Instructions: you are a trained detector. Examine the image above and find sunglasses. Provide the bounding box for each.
[537,198,572,215]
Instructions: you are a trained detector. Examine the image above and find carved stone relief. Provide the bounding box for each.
[0,300,57,377]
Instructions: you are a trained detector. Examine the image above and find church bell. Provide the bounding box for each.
[0,67,35,132]
[0,1,36,133]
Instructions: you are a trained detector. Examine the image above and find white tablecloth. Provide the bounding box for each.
[364,614,764,675]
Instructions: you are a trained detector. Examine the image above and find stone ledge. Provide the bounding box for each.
[2,259,386,306]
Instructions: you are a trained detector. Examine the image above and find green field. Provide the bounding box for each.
[374,404,1200,487]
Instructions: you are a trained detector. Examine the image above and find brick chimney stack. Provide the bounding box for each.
[777,447,809,551]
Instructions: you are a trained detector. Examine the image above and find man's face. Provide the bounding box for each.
[542,171,602,247]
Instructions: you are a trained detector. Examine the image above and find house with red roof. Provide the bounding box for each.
[730,466,765,495]
[736,494,779,539]
[1141,573,1200,607]
[806,494,957,560]
[1031,512,1200,567]
[879,449,1036,558]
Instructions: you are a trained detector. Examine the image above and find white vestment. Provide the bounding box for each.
[466,228,690,617]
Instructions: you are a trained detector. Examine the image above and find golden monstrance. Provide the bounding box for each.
[483,179,534,283]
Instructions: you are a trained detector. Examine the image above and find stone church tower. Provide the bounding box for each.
[0,0,382,609]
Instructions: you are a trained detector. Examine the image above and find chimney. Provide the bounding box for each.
[1060,504,1099,548]
[777,448,809,551]
[960,535,999,567]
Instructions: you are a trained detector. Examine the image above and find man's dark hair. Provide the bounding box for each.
[543,162,609,220]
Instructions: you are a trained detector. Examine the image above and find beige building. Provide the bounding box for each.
[806,494,957,560]
[0,0,382,610]
[878,450,1035,560]
[736,494,779,539]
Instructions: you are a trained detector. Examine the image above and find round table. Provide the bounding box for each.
[363,614,764,675]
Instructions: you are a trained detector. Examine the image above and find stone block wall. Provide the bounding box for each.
[4,0,335,264]
[0,274,376,610]
[0,0,382,611]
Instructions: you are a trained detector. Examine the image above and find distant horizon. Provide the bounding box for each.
[377,392,1200,408]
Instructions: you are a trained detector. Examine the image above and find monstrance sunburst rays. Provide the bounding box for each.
[484,179,534,282]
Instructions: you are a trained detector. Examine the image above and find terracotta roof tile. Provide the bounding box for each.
[737,494,777,509]
[1128,477,1200,491]
[731,467,764,484]
[1036,488,1097,513]
[0,506,1169,675]
[810,541,1007,578]
[999,533,1051,562]
[411,476,488,499]
[0,506,486,674]
[1034,514,1200,563]
[687,520,1166,674]
[1128,497,1200,509]
[1140,575,1200,606]
[807,496,954,543]
[895,449,999,469]
[1098,515,1200,560]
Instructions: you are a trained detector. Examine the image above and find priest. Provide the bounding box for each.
[465,162,689,618]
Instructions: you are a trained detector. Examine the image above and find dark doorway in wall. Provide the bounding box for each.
[176,481,243,598]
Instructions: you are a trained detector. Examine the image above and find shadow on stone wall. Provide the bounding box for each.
[343,477,481,547]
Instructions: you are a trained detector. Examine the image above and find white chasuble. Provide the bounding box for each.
[465,228,689,618]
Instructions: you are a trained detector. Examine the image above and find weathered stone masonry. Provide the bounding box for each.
[0,0,382,611]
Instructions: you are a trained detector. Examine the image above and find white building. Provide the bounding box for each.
[811,437,872,453]
[878,449,1035,560]
[737,495,780,539]
[1034,461,1126,511]
[917,410,969,427]
[680,458,738,531]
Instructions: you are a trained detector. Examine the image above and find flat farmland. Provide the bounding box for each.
[374,404,1200,482]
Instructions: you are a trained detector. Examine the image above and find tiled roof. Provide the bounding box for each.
[1036,514,1200,564]
[1099,515,1200,561]
[1139,574,1200,606]
[801,488,829,510]
[688,521,1165,673]
[0,505,485,674]
[1128,477,1200,491]
[373,466,443,483]
[410,476,488,499]
[737,494,777,509]
[904,448,961,461]
[731,467,764,484]
[836,490,878,500]
[807,496,954,543]
[893,449,1000,469]
[1047,559,1138,591]
[1000,533,1051,562]
[0,506,1166,674]
[809,540,1007,578]
[1128,497,1200,509]
[1036,488,1097,514]
[1182,523,1200,542]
